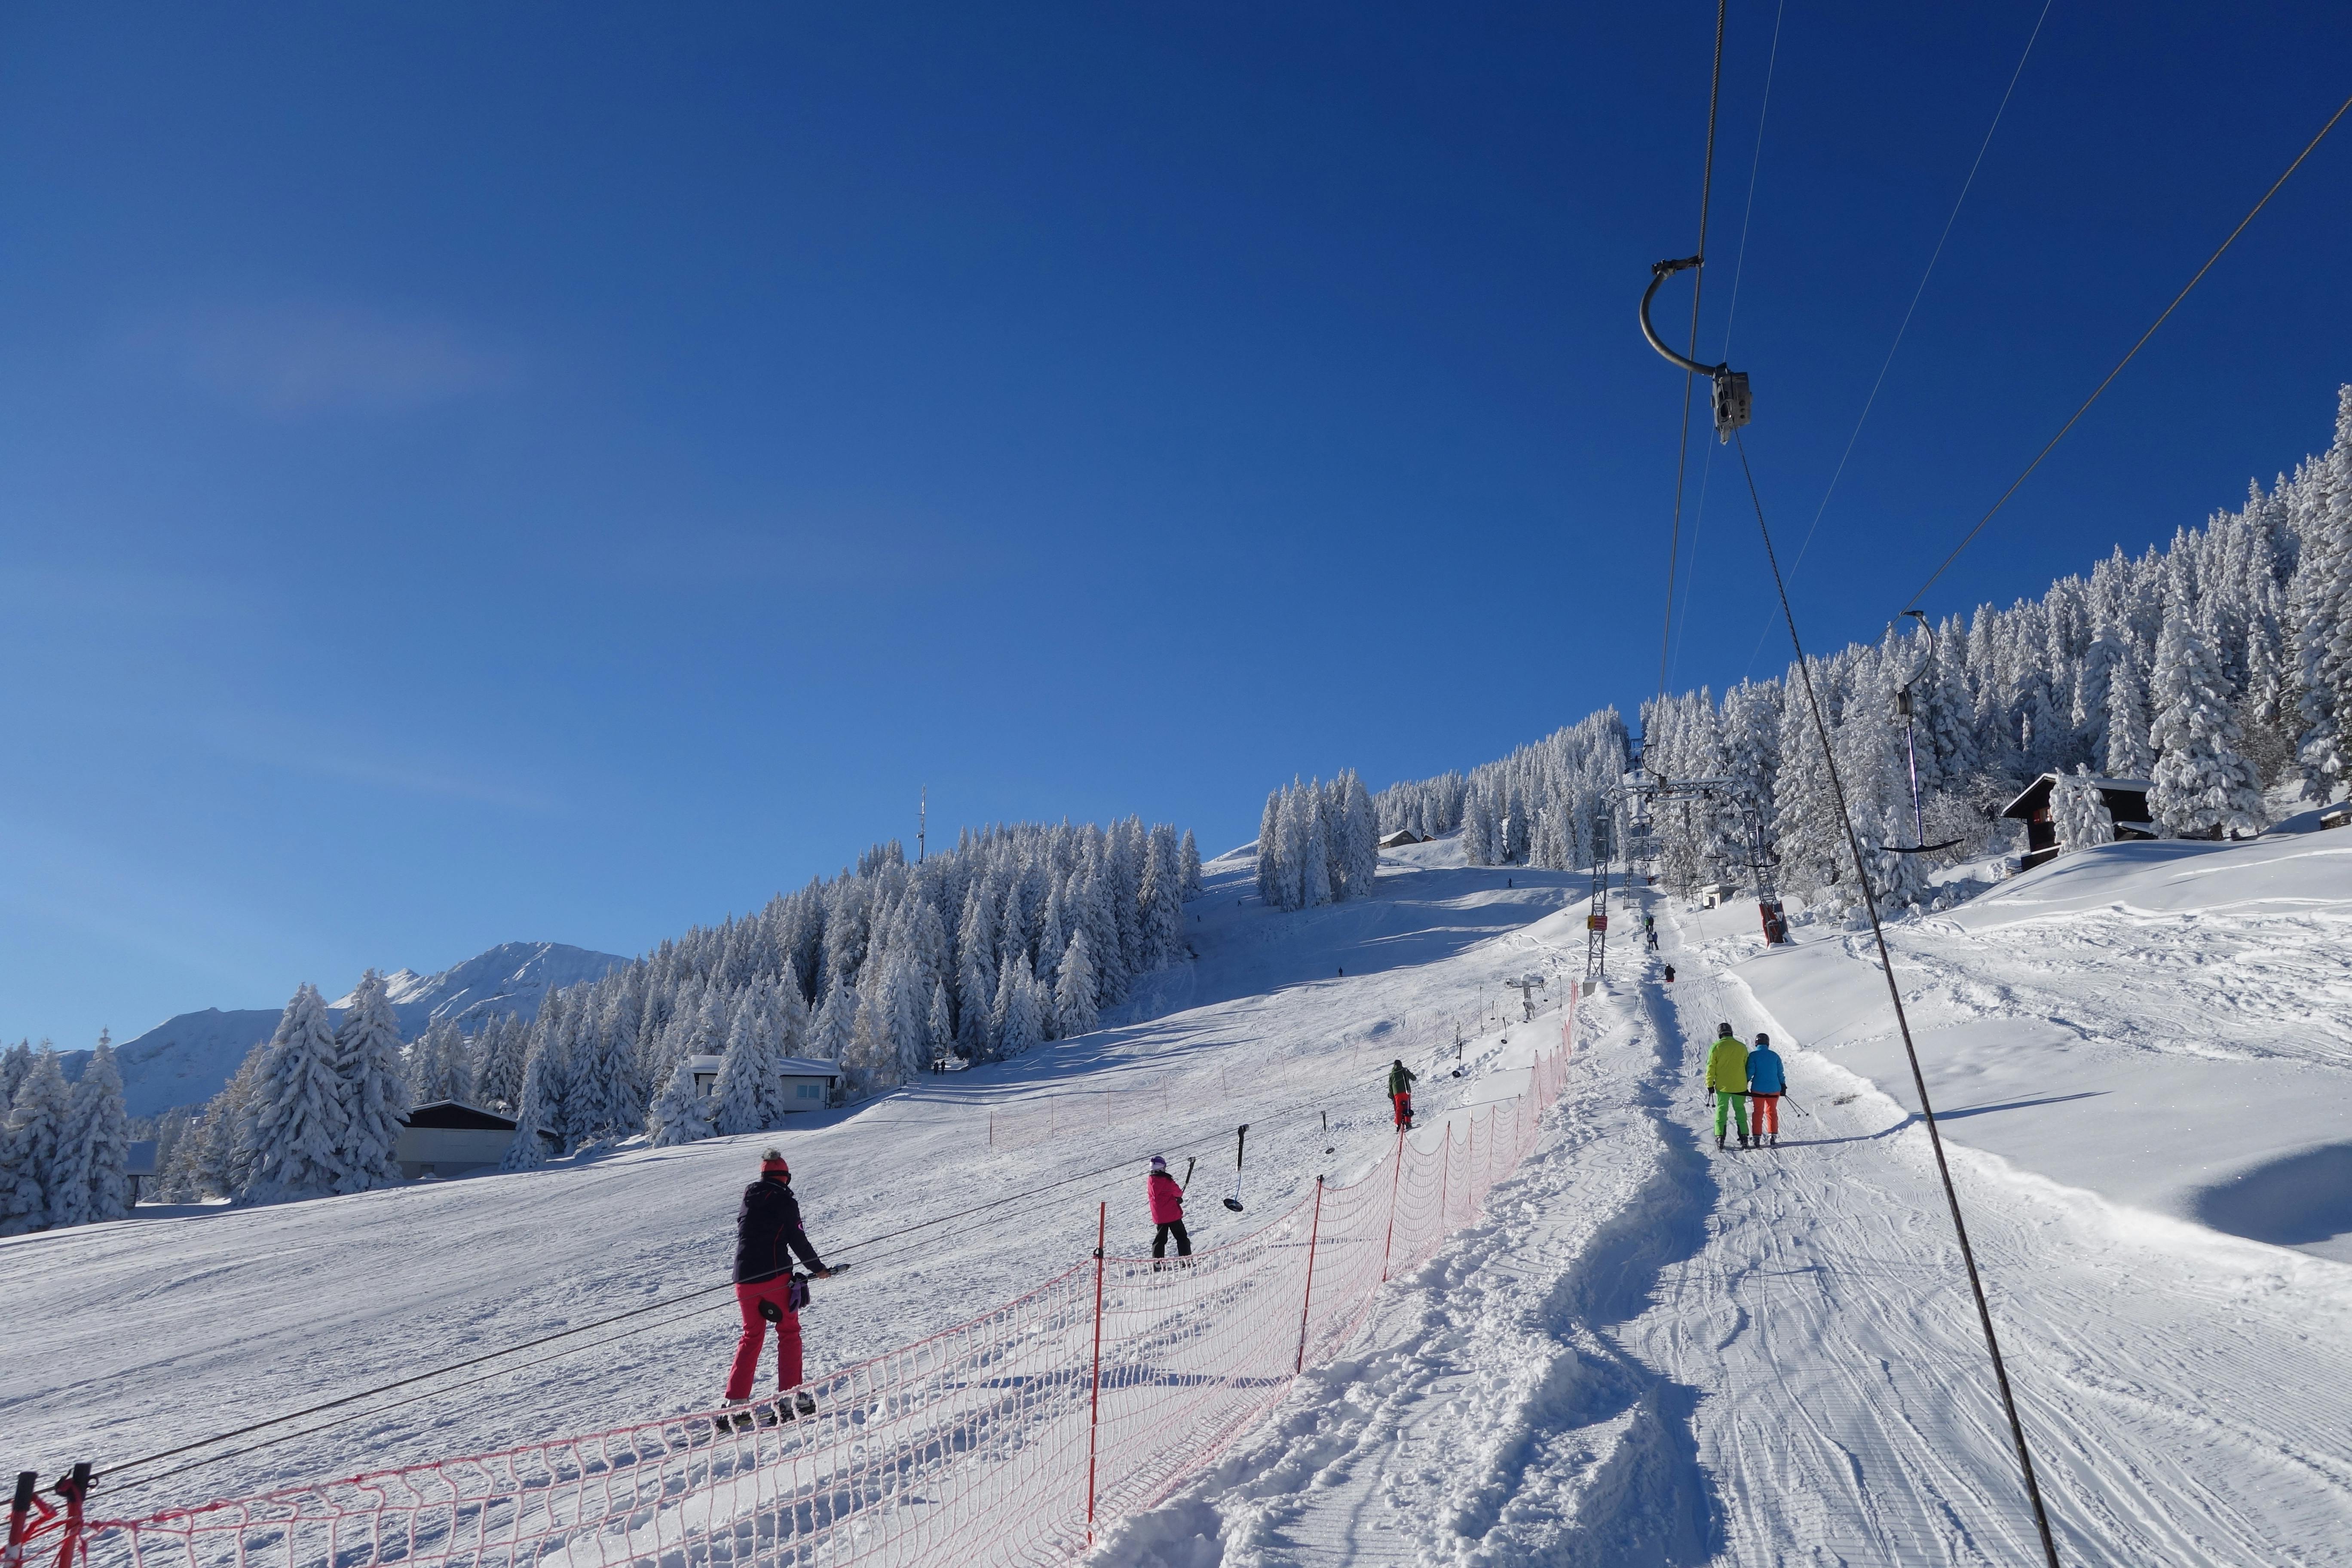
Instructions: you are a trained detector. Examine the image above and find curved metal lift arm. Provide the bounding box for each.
[1639,256,1716,376]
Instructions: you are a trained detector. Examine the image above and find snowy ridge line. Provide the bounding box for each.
[61,1036,1574,1568]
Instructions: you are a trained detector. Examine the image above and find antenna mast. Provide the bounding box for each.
[919,786,927,864]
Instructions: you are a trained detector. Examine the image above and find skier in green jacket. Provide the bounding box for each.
[1387,1059,1416,1130]
[1704,1023,1751,1150]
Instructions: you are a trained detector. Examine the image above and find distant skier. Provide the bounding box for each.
[1662,963,1677,984]
[720,1149,833,1430]
[1746,1032,1785,1148]
[1146,1155,1191,1262]
[1644,914,1658,950]
[1704,1023,1751,1151]
[1388,1059,1417,1130]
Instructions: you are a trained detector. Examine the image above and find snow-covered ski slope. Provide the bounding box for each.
[8,833,2351,1565]
[0,840,1579,1513]
[1718,832,2352,1263]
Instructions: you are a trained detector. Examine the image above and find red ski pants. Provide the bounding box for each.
[726,1277,804,1401]
[1749,1094,1779,1138]
[1392,1091,1412,1128]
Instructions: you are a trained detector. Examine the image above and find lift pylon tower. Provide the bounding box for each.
[1581,858,1611,994]
[1616,773,1789,946]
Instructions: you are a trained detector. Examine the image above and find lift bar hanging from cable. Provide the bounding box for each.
[1640,256,1749,440]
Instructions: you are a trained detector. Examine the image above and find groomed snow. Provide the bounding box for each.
[7,833,2350,1565]
[1714,833,2352,1263]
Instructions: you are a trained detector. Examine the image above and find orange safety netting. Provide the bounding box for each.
[61,1023,1572,1568]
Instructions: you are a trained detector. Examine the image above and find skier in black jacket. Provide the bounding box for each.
[720,1149,831,1428]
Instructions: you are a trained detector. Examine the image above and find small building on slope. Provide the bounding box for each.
[1378,829,1423,849]
[2000,774,2157,872]
[395,1100,555,1179]
[686,1054,844,1112]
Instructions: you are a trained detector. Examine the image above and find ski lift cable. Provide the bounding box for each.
[1902,83,2352,616]
[1669,0,1787,692]
[87,1041,1504,1491]
[1653,0,1730,707]
[1734,0,2055,680]
[1730,428,2065,1568]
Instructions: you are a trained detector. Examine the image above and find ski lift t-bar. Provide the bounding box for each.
[1640,255,1750,440]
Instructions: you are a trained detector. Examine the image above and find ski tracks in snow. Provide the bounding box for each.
[1641,902,2352,1565]
[1099,890,2352,1566]
[1097,940,1724,1568]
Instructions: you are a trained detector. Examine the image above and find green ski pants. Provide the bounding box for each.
[1715,1090,1748,1139]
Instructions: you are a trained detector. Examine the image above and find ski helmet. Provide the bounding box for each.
[1149,1155,1167,1171]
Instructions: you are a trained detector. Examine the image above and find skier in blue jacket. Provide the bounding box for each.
[1746,1033,1786,1148]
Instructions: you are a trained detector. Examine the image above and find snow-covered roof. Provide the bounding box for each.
[2000,773,2155,819]
[776,1057,842,1079]
[402,1100,519,1132]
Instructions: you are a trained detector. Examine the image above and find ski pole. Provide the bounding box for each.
[1182,1156,1195,1190]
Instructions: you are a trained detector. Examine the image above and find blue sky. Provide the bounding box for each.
[4,3,2348,1046]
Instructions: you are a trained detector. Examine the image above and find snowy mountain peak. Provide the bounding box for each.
[85,941,631,1119]
[329,942,628,1032]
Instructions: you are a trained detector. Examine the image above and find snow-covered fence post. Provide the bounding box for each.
[1085,1202,1107,1548]
[1295,1175,1325,1373]
[1379,1133,1406,1281]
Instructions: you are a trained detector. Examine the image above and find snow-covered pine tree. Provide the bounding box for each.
[1054,927,1100,1036]
[245,985,347,1203]
[1080,849,1130,1006]
[956,883,998,1056]
[473,1013,529,1112]
[999,966,1044,1055]
[776,969,815,1062]
[0,1041,31,1107]
[927,980,955,1064]
[2149,597,2266,837]
[59,1035,132,1225]
[711,985,776,1136]
[1297,787,1332,907]
[502,1034,561,1170]
[890,950,932,1082]
[0,1048,72,1234]
[1336,770,1378,900]
[572,983,646,1142]
[2104,652,2154,777]
[333,970,409,1194]
[1137,824,1182,969]
[645,1053,715,1148]
[1771,675,1843,899]
[2051,766,2117,853]
[1255,791,1283,903]
[2289,386,2352,800]
[167,1041,266,1201]
[1179,829,1203,900]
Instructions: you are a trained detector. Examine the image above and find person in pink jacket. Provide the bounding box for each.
[1147,1155,1191,1260]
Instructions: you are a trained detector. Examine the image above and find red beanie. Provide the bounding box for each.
[760,1148,789,1176]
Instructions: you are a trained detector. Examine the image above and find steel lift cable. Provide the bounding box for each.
[1654,0,1730,706]
[1905,83,2352,615]
[1731,428,2065,1568]
[1736,0,2054,680]
[1668,0,1787,690]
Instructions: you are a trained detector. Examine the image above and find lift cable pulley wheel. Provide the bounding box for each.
[1640,255,1749,440]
